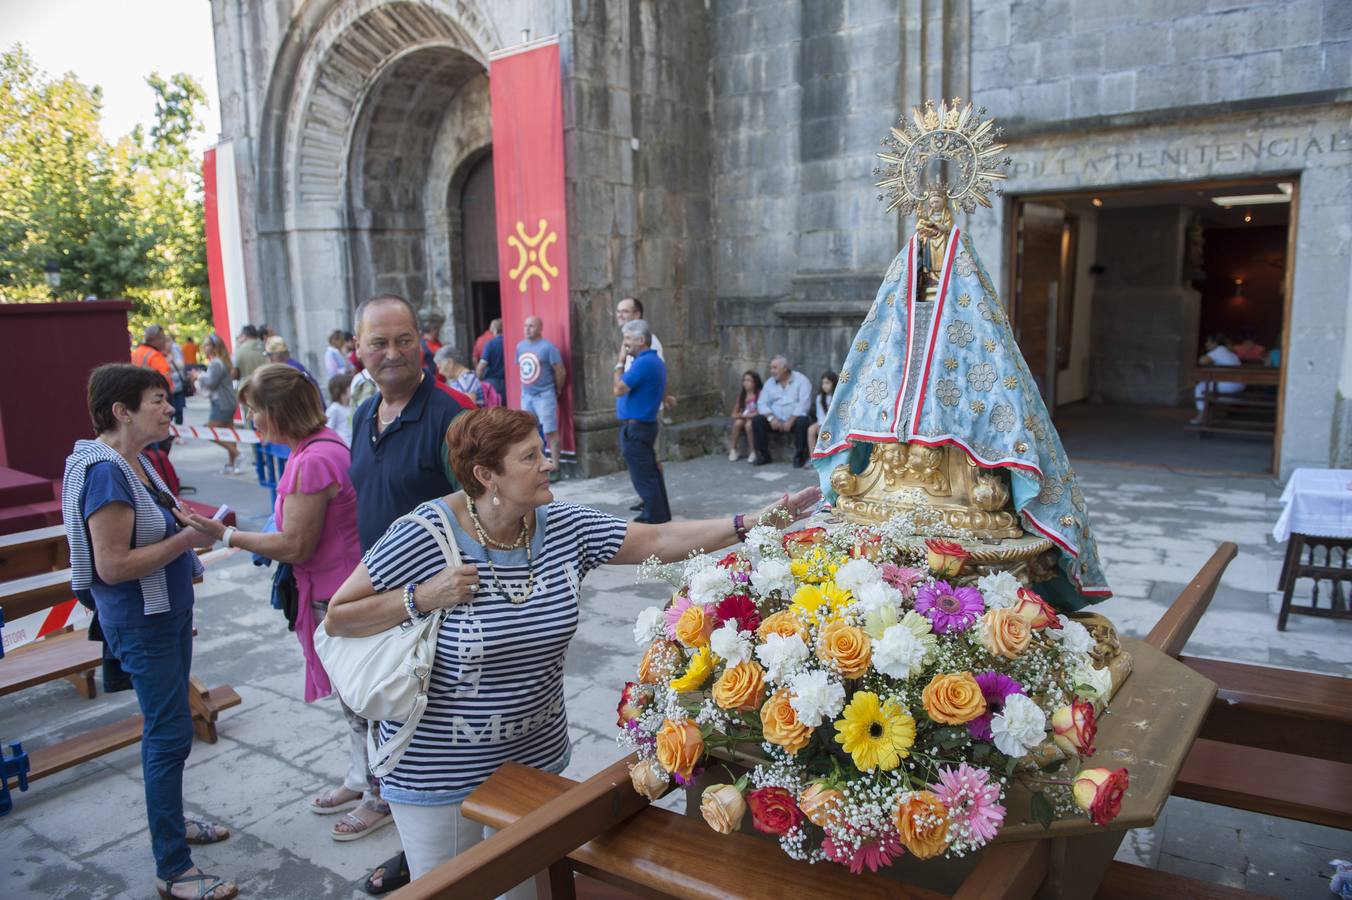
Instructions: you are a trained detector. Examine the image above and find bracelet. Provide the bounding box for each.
[222,526,237,548]
[403,582,427,621]
[733,514,748,543]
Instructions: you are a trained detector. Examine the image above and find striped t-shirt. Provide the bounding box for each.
[362,499,628,804]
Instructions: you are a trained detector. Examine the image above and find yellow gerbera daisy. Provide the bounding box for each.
[790,580,852,623]
[834,691,916,772]
[669,646,715,692]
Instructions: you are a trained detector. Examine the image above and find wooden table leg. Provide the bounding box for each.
[63,669,96,700]
[1277,533,1305,631]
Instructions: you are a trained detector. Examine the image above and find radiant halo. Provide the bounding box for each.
[874,98,1010,216]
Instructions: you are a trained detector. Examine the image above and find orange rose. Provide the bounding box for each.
[629,757,670,801]
[921,672,987,725]
[654,719,704,781]
[782,526,826,551]
[757,609,808,643]
[815,619,872,678]
[712,661,766,712]
[924,538,970,577]
[1011,587,1062,630]
[638,640,681,685]
[760,688,813,754]
[980,608,1032,659]
[894,790,952,859]
[675,604,713,648]
[798,782,845,828]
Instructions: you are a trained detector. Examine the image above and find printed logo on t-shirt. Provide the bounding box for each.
[518,351,542,385]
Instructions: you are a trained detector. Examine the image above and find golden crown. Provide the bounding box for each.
[874,98,1010,216]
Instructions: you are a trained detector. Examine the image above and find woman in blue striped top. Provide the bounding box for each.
[326,407,820,887]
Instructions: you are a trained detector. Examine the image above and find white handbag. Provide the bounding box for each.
[314,501,462,777]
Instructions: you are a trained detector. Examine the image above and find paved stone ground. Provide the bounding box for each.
[3,400,1348,898]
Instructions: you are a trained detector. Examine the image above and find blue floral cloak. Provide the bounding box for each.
[811,228,1111,609]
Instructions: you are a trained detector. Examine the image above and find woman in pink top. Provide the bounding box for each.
[182,365,380,842]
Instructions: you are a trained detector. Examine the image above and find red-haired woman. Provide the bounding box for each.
[325,407,820,889]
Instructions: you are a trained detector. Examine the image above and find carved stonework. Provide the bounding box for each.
[831,443,1025,539]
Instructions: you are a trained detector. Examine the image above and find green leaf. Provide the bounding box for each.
[1029,790,1054,830]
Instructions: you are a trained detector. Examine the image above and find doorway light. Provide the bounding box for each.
[1090,197,1103,207]
[1244,210,1253,223]
[1212,191,1290,207]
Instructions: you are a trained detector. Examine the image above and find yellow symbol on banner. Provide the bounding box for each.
[506,218,559,292]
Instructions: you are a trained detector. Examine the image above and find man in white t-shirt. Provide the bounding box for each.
[1191,334,1244,424]
[616,297,663,369]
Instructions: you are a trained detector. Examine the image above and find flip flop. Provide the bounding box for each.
[155,871,238,899]
[332,806,394,842]
[183,819,230,845]
[311,787,362,815]
[363,851,411,895]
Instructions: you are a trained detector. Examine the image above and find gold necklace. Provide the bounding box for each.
[465,495,534,604]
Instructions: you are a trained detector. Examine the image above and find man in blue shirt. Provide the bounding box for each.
[612,319,670,523]
[475,329,506,403]
[515,315,567,473]
[752,354,813,468]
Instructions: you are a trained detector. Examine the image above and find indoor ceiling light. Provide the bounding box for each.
[1211,192,1290,207]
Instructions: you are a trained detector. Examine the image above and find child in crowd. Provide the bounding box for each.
[326,373,353,446]
[728,370,763,462]
[807,370,839,452]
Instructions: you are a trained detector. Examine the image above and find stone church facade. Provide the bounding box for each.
[210,0,1352,476]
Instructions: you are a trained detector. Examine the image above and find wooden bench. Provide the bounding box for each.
[1187,365,1279,439]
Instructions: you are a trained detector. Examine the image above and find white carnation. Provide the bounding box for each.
[873,623,929,680]
[990,693,1048,757]
[709,621,752,666]
[633,606,665,645]
[744,525,783,563]
[755,632,809,683]
[855,581,902,616]
[1049,619,1094,654]
[787,670,846,727]
[751,558,795,598]
[834,558,881,593]
[976,571,1022,609]
[688,565,731,605]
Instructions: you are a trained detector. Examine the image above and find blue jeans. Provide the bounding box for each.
[103,609,195,880]
[620,419,670,523]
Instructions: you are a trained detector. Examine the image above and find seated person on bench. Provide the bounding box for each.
[62,364,238,900]
[1190,333,1244,425]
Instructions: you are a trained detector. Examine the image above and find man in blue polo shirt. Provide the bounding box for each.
[612,318,670,523]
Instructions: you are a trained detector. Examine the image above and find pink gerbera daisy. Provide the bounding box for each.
[914,580,984,633]
[967,671,1026,741]
[663,592,695,639]
[931,763,1006,846]
[822,827,906,874]
[880,564,925,597]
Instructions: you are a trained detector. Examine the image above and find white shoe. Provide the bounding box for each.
[747,452,759,464]
[728,448,740,461]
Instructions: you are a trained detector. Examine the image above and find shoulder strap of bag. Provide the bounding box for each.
[365,501,464,778]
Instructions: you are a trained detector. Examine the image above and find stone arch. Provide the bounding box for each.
[255,0,499,364]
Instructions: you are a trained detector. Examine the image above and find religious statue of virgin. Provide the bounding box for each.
[811,99,1111,611]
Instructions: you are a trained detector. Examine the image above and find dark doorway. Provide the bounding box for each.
[459,152,499,347]
[1006,178,1294,475]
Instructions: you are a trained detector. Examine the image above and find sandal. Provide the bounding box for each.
[363,851,410,895]
[310,786,362,816]
[183,818,230,845]
[155,871,238,900]
[331,802,394,842]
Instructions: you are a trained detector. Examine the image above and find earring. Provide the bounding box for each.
[491,486,501,507]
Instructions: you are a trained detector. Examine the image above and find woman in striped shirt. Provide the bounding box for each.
[326,407,820,888]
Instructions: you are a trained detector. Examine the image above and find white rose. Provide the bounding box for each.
[688,566,731,605]
[709,621,752,666]
[787,670,846,727]
[1070,661,1114,702]
[976,571,1021,609]
[751,558,794,598]
[633,606,665,646]
[1049,619,1094,654]
[872,623,928,681]
[989,693,1048,758]
[755,632,809,683]
[834,558,881,593]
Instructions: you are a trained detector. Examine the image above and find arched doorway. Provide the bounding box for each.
[457,152,499,354]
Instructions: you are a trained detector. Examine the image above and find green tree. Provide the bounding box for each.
[0,45,211,336]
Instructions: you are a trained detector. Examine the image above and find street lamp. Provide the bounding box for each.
[43,261,61,299]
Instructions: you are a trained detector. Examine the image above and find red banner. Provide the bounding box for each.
[490,38,574,452]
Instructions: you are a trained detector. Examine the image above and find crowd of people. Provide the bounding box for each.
[727,358,838,469]
[77,293,821,899]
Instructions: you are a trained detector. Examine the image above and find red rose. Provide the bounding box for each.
[924,538,971,577]
[616,681,650,727]
[1011,586,1062,630]
[746,786,805,836]
[782,527,826,550]
[1072,767,1129,826]
[850,532,882,559]
[714,594,761,634]
[1051,696,1097,757]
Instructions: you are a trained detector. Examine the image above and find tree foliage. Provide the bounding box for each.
[0,44,211,335]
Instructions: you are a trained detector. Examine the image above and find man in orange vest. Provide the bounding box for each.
[130,325,174,394]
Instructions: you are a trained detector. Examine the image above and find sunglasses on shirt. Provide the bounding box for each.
[152,489,179,511]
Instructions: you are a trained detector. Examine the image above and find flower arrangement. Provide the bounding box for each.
[619,523,1128,872]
